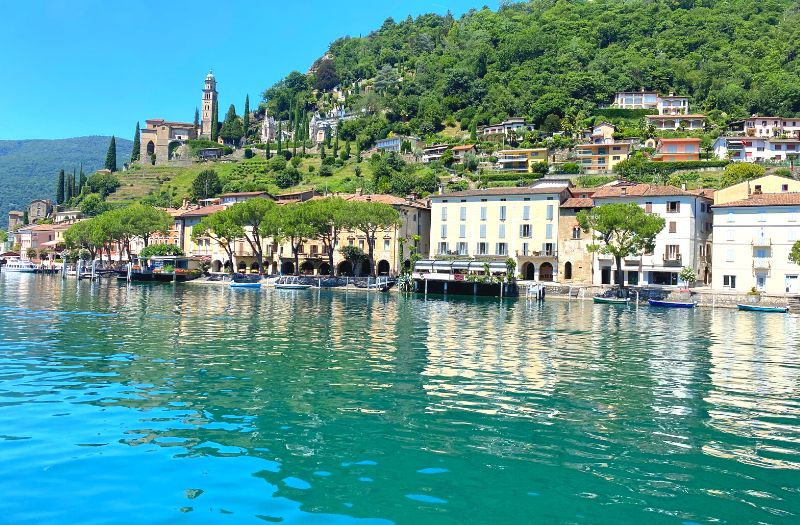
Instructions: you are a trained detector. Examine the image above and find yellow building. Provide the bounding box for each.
[495,148,548,173]
[428,183,571,281]
[575,142,630,172]
[713,174,800,205]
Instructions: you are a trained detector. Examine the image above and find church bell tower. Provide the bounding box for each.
[200,71,217,139]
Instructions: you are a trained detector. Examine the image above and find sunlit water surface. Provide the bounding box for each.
[0,274,799,524]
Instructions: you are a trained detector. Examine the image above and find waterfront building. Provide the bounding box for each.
[428,183,571,281]
[15,222,75,254]
[557,191,596,283]
[589,182,713,286]
[495,148,548,172]
[653,137,701,162]
[712,136,800,163]
[711,191,800,294]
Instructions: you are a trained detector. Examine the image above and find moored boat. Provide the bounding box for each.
[593,296,629,305]
[274,276,312,290]
[648,299,696,309]
[737,303,788,313]
[2,258,38,273]
[128,256,203,283]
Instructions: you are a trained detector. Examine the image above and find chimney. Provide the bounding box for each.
[181,198,189,209]
[681,183,687,191]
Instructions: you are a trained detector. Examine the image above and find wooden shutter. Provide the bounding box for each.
[669,221,677,233]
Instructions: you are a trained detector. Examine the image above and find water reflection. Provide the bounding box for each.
[0,274,799,524]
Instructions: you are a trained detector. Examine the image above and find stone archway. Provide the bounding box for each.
[377,260,390,276]
[337,260,353,276]
[319,262,331,276]
[237,261,247,271]
[523,262,536,280]
[300,261,314,275]
[211,260,222,273]
[564,261,573,280]
[250,262,260,272]
[281,261,295,275]
[539,262,554,282]
[168,140,182,160]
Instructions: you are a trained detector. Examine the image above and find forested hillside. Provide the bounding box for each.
[262,0,800,139]
[0,136,131,227]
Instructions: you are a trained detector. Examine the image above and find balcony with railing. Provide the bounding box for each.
[662,253,682,266]
[753,257,771,270]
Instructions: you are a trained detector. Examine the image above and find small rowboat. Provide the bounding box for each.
[648,299,696,309]
[737,304,788,313]
[593,296,629,305]
[230,282,261,289]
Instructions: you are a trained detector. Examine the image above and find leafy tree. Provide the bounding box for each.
[790,241,800,266]
[56,169,65,204]
[541,113,562,134]
[314,59,339,91]
[339,245,367,276]
[228,198,280,273]
[275,167,301,189]
[303,197,352,276]
[192,208,244,273]
[0,230,7,243]
[86,171,121,197]
[220,104,244,144]
[277,202,317,276]
[576,202,665,288]
[79,193,112,217]
[679,266,696,288]
[349,201,400,276]
[104,136,117,172]
[191,169,222,201]
[265,141,271,159]
[243,94,250,142]
[131,122,141,162]
[277,121,283,153]
[119,203,173,247]
[720,163,765,187]
[560,162,581,174]
[64,173,73,202]
[139,243,183,258]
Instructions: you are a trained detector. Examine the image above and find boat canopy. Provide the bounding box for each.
[415,259,510,273]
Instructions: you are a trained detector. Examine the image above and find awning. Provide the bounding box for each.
[489,262,508,272]
[414,260,434,271]
[40,240,62,247]
[451,260,471,270]
[433,261,453,269]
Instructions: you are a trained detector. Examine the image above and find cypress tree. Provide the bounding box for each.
[277,121,282,153]
[333,129,339,158]
[64,173,73,202]
[356,142,362,163]
[266,141,271,160]
[22,210,28,226]
[56,169,65,204]
[193,108,199,136]
[79,163,86,193]
[344,139,351,160]
[243,95,250,142]
[70,169,76,199]
[104,136,117,172]
[320,144,326,159]
[131,122,141,162]
[211,101,219,142]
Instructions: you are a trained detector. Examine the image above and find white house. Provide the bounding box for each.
[711,192,800,295]
[713,136,800,163]
[733,116,800,139]
[590,182,714,286]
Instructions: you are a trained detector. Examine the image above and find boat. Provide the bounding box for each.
[230,281,261,289]
[2,258,38,273]
[274,276,313,290]
[593,296,630,305]
[127,256,203,283]
[648,299,696,309]
[737,304,789,313]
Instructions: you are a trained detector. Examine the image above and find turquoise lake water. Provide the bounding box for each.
[0,274,799,524]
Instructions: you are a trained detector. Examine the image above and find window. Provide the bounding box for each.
[480,207,487,221]
[572,226,581,239]
[522,242,529,256]
[723,275,736,289]
[543,243,555,256]
[499,206,507,221]
[669,221,677,233]
[545,224,553,239]
[359,239,365,250]
[499,224,506,239]
[667,201,680,213]
[522,205,530,220]
[459,224,466,238]
[520,224,532,238]
[438,242,448,255]
[476,242,488,255]
[726,229,734,241]
[727,212,734,223]
[783,184,790,192]
[479,224,486,239]
[645,202,652,213]
[564,262,573,280]
[457,242,468,255]
[666,244,680,260]
[755,185,762,193]
[725,249,734,262]
[441,207,448,221]
[546,204,554,221]
[311,245,318,255]
[496,243,508,256]
[384,239,390,250]
[440,225,447,239]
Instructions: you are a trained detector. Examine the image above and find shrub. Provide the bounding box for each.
[140,244,184,258]
[560,162,581,174]
[243,148,253,159]
[322,156,336,167]
[721,162,765,187]
[275,167,302,189]
[319,164,334,177]
[268,156,287,172]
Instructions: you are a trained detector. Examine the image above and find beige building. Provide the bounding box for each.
[8,211,24,232]
[714,174,800,205]
[140,119,196,164]
[28,199,54,223]
[558,192,595,283]
[428,183,571,281]
[495,148,548,172]
[199,71,218,140]
[575,142,630,172]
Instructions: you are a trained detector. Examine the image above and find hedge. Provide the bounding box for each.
[592,108,657,119]
[615,159,729,179]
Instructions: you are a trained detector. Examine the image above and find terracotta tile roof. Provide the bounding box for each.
[657,137,701,143]
[561,197,594,208]
[341,194,429,209]
[713,192,800,208]
[435,186,566,198]
[592,183,698,199]
[219,191,274,198]
[688,188,715,198]
[177,205,225,217]
[451,144,476,151]
[18,223,58,232]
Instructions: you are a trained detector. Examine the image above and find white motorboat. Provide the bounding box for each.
[3,258,38,273]
[274,276,312,290]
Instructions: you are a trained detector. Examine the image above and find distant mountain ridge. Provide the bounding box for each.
[0,136,132,228]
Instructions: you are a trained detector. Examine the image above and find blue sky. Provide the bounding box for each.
[1,0,499,141]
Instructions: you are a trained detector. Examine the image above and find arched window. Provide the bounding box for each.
[564,262,573,280]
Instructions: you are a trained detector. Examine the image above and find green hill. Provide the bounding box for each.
[262,0,800,137]
[0,136,132,227]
